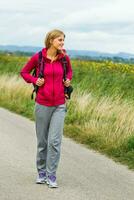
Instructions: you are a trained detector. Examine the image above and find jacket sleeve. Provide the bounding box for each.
[20,53,38,84]
[65,55,73,81]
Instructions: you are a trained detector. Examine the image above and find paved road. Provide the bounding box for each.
[0,107,134,200]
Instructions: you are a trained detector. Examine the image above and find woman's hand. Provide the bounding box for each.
[36,78,45,86]
[63,79,71,87]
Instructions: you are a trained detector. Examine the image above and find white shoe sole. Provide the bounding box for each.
[36,181,46,184]
[36,178,47,184]
[46,180,58,188]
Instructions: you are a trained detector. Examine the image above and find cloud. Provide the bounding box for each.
[52,0,134,32]
[65,30,134,53]
[0,0,134,53]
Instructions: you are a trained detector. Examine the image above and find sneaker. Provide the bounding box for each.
[46,174,58,188]
[36,171,47,184]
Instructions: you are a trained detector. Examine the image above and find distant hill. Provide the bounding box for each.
[0,45,134,60]
[68,50,134,60]
[0,45,41,53]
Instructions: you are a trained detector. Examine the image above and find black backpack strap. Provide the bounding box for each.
[31,50,45,99]
[61,56,68,81]
[38,51,45,78]
[60,56,73,100]
[38,51,42,67]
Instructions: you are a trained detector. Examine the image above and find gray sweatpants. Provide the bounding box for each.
[34,103,66,176]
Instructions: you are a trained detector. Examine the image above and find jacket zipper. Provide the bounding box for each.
[52,62,54,105]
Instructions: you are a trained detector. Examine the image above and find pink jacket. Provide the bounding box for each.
[20,48,73,106]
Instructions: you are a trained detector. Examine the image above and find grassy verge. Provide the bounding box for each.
[0,74,34,119]
[65,90,134,169]
[0,74,134,170]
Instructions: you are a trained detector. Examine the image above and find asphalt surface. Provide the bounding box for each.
[0,107,134,200]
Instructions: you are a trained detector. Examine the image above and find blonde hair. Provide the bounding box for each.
[44,29,65,49]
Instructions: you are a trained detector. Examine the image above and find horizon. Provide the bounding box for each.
[0,44,134,55]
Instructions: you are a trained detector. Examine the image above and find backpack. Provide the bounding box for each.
[31,51,73,100]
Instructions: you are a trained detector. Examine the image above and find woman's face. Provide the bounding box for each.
[50,34,64,50]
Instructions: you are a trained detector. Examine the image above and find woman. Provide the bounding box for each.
[20,29,73,188]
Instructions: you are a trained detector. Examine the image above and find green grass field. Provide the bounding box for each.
[0,53,134,169]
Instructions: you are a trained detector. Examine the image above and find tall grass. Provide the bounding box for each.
[66,91,134,146]
[66,91,134,169]
[0,74,34,119]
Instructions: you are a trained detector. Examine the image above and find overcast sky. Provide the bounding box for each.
[0,0,134,53]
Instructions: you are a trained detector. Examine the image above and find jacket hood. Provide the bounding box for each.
[42,48,66,60]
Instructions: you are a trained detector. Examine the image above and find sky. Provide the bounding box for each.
[0,0,134,53]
